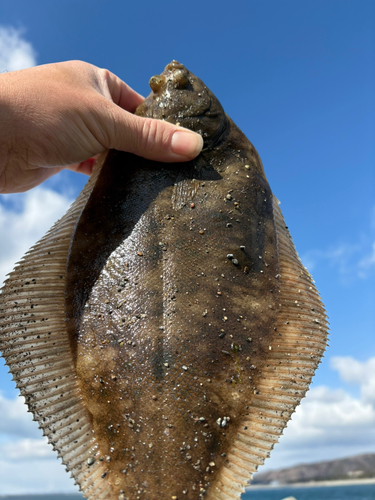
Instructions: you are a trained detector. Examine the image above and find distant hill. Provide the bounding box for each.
[252,453,375,485]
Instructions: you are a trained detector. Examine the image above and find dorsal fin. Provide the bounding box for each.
[206,197,328,499]
[0,153,114,499]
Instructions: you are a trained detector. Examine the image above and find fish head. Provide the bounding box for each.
[136,60,227,148]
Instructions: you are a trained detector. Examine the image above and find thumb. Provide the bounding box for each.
[101,99,204,163]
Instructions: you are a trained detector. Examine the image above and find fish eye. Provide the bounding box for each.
[149,75,165,93]
[166,60,185,71]
[172,69,189,89]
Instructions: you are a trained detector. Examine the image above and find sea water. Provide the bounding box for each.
[1,485,375,500]
[0,496,83,500]
[244,483,375,500]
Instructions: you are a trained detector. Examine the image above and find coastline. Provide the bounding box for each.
[247,477,375,490]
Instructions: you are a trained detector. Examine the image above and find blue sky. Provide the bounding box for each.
[0,0,374,494]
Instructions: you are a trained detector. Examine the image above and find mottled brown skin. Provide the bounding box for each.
[66,62,280,499]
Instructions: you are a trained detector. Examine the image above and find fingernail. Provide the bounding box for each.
[171,130,203,158]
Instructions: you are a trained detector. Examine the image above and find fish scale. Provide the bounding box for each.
[67,150,279,498]
[0,61,328,500]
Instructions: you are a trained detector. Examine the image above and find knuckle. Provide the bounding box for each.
[138,118,170,154]
[99,68,112,90]
[138,118,158,152]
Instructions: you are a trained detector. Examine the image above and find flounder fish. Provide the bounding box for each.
[0,61,328,499]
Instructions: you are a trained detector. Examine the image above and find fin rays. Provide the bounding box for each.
[207,196,328,499]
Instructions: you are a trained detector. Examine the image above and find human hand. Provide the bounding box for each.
[0,60,203,193]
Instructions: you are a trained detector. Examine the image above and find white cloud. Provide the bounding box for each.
[301,205,375,281]
[282,386,375,442]
[0,187,73,286]
[0,437,53,460]
[0,26,37,72]
[0,392,42,439]
[302,236,375,283]
[331,356,375,406]
[302,243,360,275]
[0,392,78,494]
[258,356,375,473]
[0,454,78,494]
[358,241,375,278]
